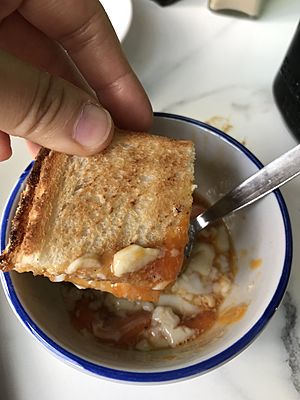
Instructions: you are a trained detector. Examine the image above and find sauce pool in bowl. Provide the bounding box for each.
[61,197,238,350]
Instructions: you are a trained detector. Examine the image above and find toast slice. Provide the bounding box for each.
[0,129,195,301]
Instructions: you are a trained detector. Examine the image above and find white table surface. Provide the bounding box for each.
[1,0,300,398]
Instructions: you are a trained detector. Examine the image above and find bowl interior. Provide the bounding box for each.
[100,0,132,42]
[0,114,291,381]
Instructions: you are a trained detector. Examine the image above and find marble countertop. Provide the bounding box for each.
[1,0,300,398]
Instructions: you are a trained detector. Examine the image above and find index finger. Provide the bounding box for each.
[19,0,152,130]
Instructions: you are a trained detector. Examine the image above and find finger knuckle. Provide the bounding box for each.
[58,11,104,55]
[17,72,66,139]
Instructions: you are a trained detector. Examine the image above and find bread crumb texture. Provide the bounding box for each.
[0,129,195,297]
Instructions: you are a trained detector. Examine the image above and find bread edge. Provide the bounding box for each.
[0,148,50,272]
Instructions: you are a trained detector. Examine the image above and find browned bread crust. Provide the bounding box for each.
[1,148,49,270]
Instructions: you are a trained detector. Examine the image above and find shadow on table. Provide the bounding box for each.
[0,356,18,400]
[0,290,19,400]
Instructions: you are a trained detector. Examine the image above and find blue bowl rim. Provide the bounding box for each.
[0,112,293,383]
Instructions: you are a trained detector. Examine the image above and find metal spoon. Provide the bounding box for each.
[185,144,300,257]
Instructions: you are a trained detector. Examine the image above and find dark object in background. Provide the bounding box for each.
[152,0,181,5]
[273,23,300,141]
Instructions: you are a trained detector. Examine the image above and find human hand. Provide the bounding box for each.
[0,0,152,161]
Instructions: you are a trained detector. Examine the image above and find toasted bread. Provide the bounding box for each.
[0,129,195,301]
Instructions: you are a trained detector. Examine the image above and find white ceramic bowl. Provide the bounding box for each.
[100,0,132,42]
[0,113,292,383]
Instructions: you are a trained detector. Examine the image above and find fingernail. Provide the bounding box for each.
[73,104,112,148]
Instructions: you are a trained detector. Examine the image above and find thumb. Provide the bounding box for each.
[0,49,113,156]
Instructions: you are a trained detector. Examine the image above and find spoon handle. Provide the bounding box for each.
[196,144,300,230]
